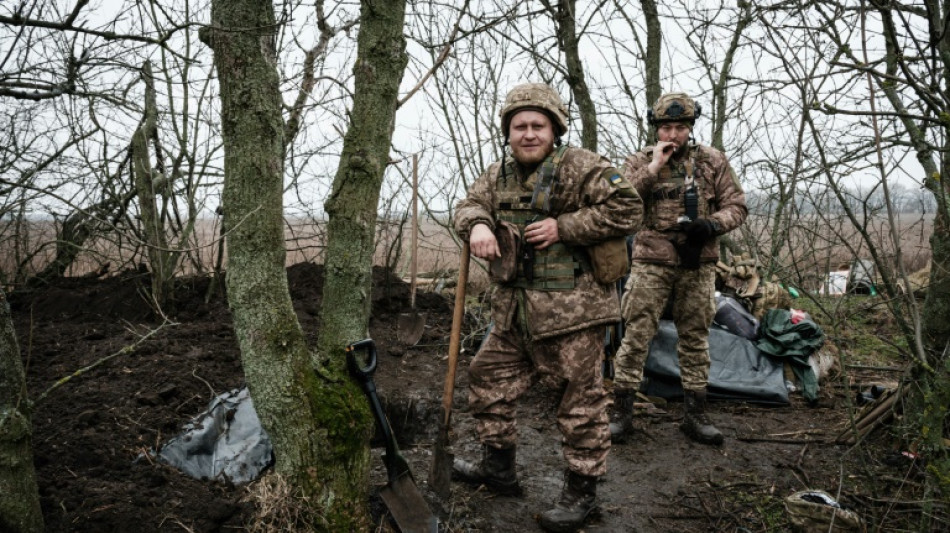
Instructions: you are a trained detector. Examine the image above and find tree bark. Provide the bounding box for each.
[318,0,408,363]
[710,3,751,151]
[551,0,597,151]
[201,1,374,529]
[641,0,662,115]
[869,0,950,508]
[0,288,44,533]
[132,61,173,309]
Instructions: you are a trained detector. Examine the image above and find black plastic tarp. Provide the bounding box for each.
[156,386,273,484]
[641,320,790,405]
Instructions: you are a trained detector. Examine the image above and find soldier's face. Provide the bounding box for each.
[508,110,555,165]
[657,121,691,154]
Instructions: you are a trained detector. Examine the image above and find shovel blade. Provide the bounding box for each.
[397,311,426,345]
[428,428,452,499]
[379,474,439,533]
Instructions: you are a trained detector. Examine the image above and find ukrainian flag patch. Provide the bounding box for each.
[609,174,622,185]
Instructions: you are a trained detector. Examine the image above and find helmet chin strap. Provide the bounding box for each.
[498,135,509,183]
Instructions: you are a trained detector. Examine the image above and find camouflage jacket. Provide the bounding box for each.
[622,144,747,266]
[454,146,643,340]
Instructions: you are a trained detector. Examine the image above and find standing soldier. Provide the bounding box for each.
[452,82,642,532]
[609,92,747,446]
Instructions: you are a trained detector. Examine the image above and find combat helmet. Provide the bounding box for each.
[648,92,702,125]
[500,83,569,137]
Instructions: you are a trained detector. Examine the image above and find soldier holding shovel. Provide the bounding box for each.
[451,83,642,532]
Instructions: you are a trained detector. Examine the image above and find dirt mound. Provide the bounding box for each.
[9,264,933,532]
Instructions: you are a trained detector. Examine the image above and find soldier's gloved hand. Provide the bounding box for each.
[684,218,717,246]
[675,242,702,270]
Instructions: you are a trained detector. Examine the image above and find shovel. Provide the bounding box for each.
[398,153,426,345]
[346,339,439,533]
[428,241,470,499]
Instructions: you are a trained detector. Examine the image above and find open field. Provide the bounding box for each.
[0,213,935,298]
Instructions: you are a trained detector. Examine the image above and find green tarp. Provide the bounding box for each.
[755,309,825,404]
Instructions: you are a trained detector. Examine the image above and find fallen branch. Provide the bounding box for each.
[735,436,829,444]
[836,387,903,445]
[649,513,729,520]
[845,364,904,372]
[33,319,177,406]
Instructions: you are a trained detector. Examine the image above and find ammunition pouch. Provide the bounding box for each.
[509,242,582,291]
[490,221,521,283]
[588,237,630,284]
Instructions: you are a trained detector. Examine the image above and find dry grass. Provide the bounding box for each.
[0,214,932,298]
[243,473,324,532]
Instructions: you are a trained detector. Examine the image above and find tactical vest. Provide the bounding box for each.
[495,146,587,291]
[648,146,707,231]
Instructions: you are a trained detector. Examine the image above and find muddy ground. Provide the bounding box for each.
[9,263,937,532]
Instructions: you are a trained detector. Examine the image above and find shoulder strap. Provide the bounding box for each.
[530,145,568,214]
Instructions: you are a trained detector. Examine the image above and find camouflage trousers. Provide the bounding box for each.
[467,323,610,477]
[613,262,716,391]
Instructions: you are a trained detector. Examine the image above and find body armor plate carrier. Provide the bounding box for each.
[495,146,590,291]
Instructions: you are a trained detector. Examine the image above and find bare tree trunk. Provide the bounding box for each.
[132,61,172,309]
[641,0,662,113]
[201,1,374,529]
[25,191,134,287]
[549,0,597,151]
[317,0,408,361]
[869,0,950,510]
[0,288,44,533]
[709,3,751,151]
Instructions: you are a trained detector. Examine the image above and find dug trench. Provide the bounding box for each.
[9,263,916,532]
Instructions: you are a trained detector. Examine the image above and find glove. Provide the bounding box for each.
[675,242,702,270]
[684,218,718,246]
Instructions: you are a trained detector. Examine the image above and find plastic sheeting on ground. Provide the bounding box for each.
[641,320,789,405]
[156,386,273,484]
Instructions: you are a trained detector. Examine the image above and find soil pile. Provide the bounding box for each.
[9,264,930,531]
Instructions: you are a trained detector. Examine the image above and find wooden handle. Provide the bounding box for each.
[410,153,419,309]
[442,241,470,424]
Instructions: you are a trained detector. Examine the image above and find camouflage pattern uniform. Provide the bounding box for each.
[454,147,642,476]
[613,142,747,392]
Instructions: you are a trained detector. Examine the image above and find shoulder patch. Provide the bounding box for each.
[602,168,637,198]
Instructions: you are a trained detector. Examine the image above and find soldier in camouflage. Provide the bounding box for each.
[610,92,747,446]
[452,82,643,532]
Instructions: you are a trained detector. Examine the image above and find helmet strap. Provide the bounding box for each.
[500,137,509,183]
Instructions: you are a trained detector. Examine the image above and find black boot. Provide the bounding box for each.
[538,470,598,533]
[680,389,723,445]
[452,444,522,495]
[608,388,636,443]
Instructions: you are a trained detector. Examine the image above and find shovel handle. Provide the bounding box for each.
[346,339,411,482]
[345,338,378,382]
[442,241,471,424]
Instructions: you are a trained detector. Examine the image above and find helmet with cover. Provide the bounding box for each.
[648,92,702,125]
[500,83,569,137]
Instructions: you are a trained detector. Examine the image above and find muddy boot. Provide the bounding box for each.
[538,470,598,533]
[608,388,636,443]
[452,444,522,495]
[680,389,723,445]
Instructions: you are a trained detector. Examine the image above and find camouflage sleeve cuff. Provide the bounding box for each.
[460,218,494,240]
